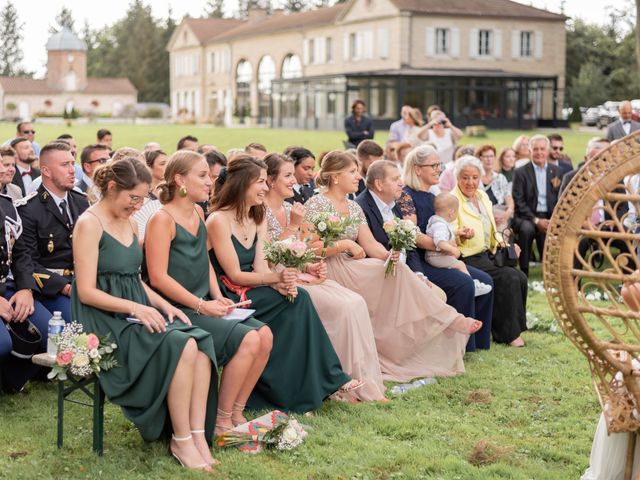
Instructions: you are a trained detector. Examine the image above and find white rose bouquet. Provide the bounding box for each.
[309,212,359,258]
[382,217,418,277]
[216,414,308,451]
[47,322,118,381]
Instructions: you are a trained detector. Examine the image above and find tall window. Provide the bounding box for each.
[282,54,302,79]
[209,52,216,73]
[520,31,532,57]
[435,28,449,55]
[308,38,315,64]
[478,30,492,56]
[349,32,357,59]
[326,37,333,63]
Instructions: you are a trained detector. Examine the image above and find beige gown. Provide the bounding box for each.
[266,203,386,401]
[304,194,469,382]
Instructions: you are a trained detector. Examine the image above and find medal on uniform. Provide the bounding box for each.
[47,236,54,253]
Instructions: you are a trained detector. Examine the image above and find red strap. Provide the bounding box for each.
[220,275,252,303]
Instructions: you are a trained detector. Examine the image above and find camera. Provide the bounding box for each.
[439,119,447,126]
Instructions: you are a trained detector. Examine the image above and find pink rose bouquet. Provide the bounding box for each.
[47,322,118,381]
[263,237,317,301]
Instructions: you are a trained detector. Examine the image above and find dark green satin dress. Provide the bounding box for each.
[71,232,218,441]
[165,221,264,366]
[210,235,350,413]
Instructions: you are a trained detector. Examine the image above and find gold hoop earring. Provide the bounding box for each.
[179,185,188,197]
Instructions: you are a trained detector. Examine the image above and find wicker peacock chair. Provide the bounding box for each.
[544,131,640,479]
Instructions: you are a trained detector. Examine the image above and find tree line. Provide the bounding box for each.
[0,0,636,107]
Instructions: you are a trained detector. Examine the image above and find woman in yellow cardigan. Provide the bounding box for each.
[452,155,528,347]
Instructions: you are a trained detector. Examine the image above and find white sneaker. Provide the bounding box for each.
[474,279,493,297]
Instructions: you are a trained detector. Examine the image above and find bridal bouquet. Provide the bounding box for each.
[216,413,308,451]
[383,217,419,277]
[47,322,118,381]
[263,237,316,301]
[309,212,359,258]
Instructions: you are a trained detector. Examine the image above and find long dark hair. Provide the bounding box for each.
[210,154,266,224]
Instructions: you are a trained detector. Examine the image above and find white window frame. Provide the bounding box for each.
[520,31,533,57]
[435,28,449,55]
[478,30,492,56]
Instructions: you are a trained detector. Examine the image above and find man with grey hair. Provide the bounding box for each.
[606,101,640,142]
[512,134,562,276]
[388,105,413,143]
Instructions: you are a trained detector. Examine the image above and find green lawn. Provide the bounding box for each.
[0,124,602,478]
[0,122,594,168]
[0,266,601,480]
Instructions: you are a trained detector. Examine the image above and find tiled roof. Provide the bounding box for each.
[0,78,57,94]
[183,17,244,43]
[84,78,137,95]
[178,0,562,47]
[0,77,137,95]
[213,4,347,41]
[390,0,565,20]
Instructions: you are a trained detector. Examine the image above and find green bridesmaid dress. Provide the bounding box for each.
[210,235,351,413]
[71,230,218,442]
[163,219,265,366]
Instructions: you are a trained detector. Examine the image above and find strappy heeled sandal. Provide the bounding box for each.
[338,379,365,393]
[191,429,220,466]
[170,434,212,472]
[214,408,233,437]
[232,402,247,427]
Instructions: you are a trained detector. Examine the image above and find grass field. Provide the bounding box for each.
[0,122,596,168]
[0,124,604,479]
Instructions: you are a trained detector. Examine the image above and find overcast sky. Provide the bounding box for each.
[6,0,632,78]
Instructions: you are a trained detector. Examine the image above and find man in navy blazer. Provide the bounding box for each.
[512,135,562,276]
[356,160,494,351]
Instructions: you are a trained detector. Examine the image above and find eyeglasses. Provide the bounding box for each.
[128,194,145,205]
[20,130,35,135]
[551,146,564,151]
[479,154,495,159]
[86,157,109,165]
[418,162,442,169]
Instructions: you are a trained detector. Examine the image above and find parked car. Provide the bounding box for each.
[581,107,599,126]
[597,101,620,129]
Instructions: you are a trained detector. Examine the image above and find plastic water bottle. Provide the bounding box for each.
[389,378,437,395]
[47,311,65,357]
[412,377,437,388]
[389,383,414,394]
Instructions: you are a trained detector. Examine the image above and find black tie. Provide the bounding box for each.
[59,199,72,227]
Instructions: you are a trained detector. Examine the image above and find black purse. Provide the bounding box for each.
[491,228,518,268]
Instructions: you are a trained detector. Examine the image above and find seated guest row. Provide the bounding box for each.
[1,133,576,470]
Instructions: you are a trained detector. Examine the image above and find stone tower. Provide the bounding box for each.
[45,27,87,92]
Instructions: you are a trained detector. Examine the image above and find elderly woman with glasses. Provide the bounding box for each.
[475,144,514,234]
[451,155,528,347]
[397,145,494,351]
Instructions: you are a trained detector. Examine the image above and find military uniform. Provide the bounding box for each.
[0,193,54,393]
[12,185,89,322]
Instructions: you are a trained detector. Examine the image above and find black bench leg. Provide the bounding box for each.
[93,381,105,455]
[57,380,64,449]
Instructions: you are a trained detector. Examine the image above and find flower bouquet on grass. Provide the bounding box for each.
[216,411,308,452]
[263,237,316,301]
[47,322,118,381]
[382,217,418,277]
[309,213,359,258]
